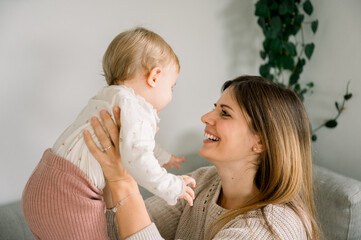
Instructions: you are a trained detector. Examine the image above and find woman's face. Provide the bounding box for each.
[199,87,260,164]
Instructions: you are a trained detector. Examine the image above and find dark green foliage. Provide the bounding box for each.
[325,120,337,128]
[255,0,353,141]
[344,93,352,100]
[303,0,313,15]
[309,81,353,140]
[305,43,315,59]
[311,134,317,141]
[254,0,317,95]
[311,20,318,33]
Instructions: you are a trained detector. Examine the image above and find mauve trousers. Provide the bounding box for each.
[22,149,109,240]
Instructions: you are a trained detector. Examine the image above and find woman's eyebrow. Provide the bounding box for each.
[220,104,233,111]
[214,103,234,111]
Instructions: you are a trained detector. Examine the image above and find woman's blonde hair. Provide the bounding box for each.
[211,76,320,239]
[102,27,179,85]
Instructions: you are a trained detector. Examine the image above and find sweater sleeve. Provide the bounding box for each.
[105,195,186,240]
[145,195,187,240]
[214,205,308,240]
[106,210,164,240]
[119,97,183,205]
[126,223,164,240]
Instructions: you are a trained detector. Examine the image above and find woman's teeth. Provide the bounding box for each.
[204,133,220,141]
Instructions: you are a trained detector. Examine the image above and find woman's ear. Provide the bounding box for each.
[252,134,264,153]
[146,67,162,88]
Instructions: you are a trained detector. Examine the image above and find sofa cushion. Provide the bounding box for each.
[313,164,361,240]
[0,201,34,240]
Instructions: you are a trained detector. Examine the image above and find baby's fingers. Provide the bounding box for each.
[185,186,195,200]
[174,162,180,169]
[183,192,194,206]
[182,175,196,188]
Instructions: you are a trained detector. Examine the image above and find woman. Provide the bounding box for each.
[84,75,320,239]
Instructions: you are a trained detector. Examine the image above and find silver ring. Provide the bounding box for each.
[102,145,112,152]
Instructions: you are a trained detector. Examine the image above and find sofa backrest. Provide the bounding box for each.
[313,164,361,240]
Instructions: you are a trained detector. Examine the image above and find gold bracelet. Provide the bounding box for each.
[110,192,141,213]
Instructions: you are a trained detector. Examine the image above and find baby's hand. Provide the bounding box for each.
[162,155,185,169]
[178,175,196,206]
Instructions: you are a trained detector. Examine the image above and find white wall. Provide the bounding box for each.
[304,0,361,181]
[0,0,360,205]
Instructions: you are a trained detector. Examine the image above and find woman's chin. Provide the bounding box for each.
[198,147,212,160]
[198,148,205,157]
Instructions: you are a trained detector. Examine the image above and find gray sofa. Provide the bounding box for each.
[1,154,361,240]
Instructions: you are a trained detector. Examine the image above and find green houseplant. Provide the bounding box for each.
[254,0,352,141]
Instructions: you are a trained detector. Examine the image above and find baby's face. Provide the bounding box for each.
[150,63,179,112]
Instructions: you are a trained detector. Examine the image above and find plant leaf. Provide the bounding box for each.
[335,102,339,111]
[281,55,294,70]
[344,93,352,100]
[255,1,270,18]
[270,16,282,34]
[301,88,308,95]
[325,120,338,128]
[260,51,266,60]
[303,0,313,15]
[289,58,304,85]
[293,14,304,34]
[311,20,318,34]
[305,43,315,59]
[257,18,267,30]
[270,38,282,52]
[307,82,314,88]
[312,134,317,141]
[259,64,270,78]
[269,2,279,11]
[278,2,288,15]
[284,42,297,56]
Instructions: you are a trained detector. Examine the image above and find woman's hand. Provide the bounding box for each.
[84,106,153,239]
[83,106,134,184]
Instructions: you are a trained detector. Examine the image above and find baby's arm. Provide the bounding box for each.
[154,143,185,169]
[119,98,195,205]
[153,143,171,166]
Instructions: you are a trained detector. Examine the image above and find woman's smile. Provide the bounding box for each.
[203,131,220,143]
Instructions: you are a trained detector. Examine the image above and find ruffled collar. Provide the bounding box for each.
[108,85,160,122]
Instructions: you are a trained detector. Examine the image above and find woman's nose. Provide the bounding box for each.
[201,110,214,125]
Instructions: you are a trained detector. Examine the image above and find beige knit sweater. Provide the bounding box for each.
[106,166,308,240]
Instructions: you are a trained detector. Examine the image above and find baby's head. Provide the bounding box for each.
[102,27,179,112]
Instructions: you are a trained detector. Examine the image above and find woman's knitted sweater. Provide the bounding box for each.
[106,166,308,240]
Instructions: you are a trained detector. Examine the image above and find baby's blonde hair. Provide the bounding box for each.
[102,27,180,85]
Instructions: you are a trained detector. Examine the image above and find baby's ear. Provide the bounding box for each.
[146,67,162,88]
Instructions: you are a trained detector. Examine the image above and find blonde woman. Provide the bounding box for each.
[85,76,320,239]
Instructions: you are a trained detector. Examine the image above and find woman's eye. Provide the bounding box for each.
[221,110,231,117]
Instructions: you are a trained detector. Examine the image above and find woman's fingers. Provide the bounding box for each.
[100,110,119,148]
[91,116,113,150]
[112,106,121,129]
[83,130,103,162]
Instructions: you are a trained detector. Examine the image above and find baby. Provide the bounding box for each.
[52,27,194,205]
[22,27,195,240]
